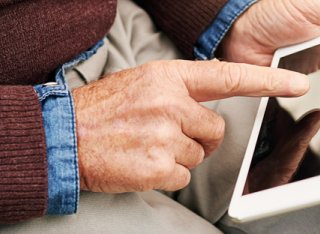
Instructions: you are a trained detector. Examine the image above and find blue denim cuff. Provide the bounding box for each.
[34,39,104,215]
[194,0,257,60]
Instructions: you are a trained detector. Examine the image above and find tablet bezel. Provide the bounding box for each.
[228,37,320,222]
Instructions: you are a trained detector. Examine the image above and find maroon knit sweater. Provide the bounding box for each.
[0,0,227,223]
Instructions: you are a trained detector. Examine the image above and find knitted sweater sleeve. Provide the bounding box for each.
[135,0,228,59]
[0,0,117,223]
[0,0,25,7]
[0,86,48,223]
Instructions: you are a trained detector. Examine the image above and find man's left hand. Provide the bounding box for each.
[219,0,320,66]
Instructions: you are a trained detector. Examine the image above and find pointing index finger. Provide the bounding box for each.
[174,60,309,102]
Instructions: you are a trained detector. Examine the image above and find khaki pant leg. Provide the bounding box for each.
[0,191,222,234]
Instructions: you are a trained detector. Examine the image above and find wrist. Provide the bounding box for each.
[217,8,266,65]
[194,0,258,60]
[72,88,88,191]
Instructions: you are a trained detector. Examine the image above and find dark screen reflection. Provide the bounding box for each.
[243,45,320,195]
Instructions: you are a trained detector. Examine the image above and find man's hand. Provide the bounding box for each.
[220,0,320,66]
[73,60,308,193]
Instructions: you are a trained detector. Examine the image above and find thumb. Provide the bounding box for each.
[293,110,320,145]
[278,110,320,167]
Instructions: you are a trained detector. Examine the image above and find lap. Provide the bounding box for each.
[5,0,318,233]
[0,191,222,234]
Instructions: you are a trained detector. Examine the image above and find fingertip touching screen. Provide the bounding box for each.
[243,44,320,195]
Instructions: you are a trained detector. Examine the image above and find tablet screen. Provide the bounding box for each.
[243,44,320,195]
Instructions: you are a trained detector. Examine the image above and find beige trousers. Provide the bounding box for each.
[2,0,320,233]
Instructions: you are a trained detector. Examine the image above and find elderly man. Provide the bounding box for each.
[0,0,319,233]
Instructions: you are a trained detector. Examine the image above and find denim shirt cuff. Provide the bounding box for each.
[194,0,257,60]
[33,40,104,215]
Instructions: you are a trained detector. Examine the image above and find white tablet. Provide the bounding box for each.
[229,37,320,222]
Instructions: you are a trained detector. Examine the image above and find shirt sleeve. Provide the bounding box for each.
[194,0,257,60]
[135,0,228,59]
[0,0,116,223]
[34,40,105,215]
[33,81,79,216]
[135,0,257,60]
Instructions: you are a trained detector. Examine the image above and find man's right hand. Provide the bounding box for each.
[72,59,309,193]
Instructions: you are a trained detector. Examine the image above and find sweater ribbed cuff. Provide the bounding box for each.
[0,86,47,223]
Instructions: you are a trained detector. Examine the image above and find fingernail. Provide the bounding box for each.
[290,74,309,95]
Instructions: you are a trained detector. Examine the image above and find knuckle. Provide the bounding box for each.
[197,146,206,163]
[180,170,191,188]
[165,98,184,114]
[139,166,167,188]
[189,143,205,167]
[153,162,173,182]
[139,61,166,80]
[146,151,175,181]
[214,115,226,142]
[167,169,191,192]
[145,145,174,167]
[202,113,226,155]
[262,72,279,92]
[141,60,172,76]
[221,63,245,93]
[182,61,200,90]
[139,61,187,97]
[205,115,225,153]
[206,112,225,142]
[155,124,177,143]
[140,61,158,73]
[199,109,226,144]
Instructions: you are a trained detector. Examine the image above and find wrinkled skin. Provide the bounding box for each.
[73,60,308,193]
[73,0,320,194]
[220,0,320,67]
